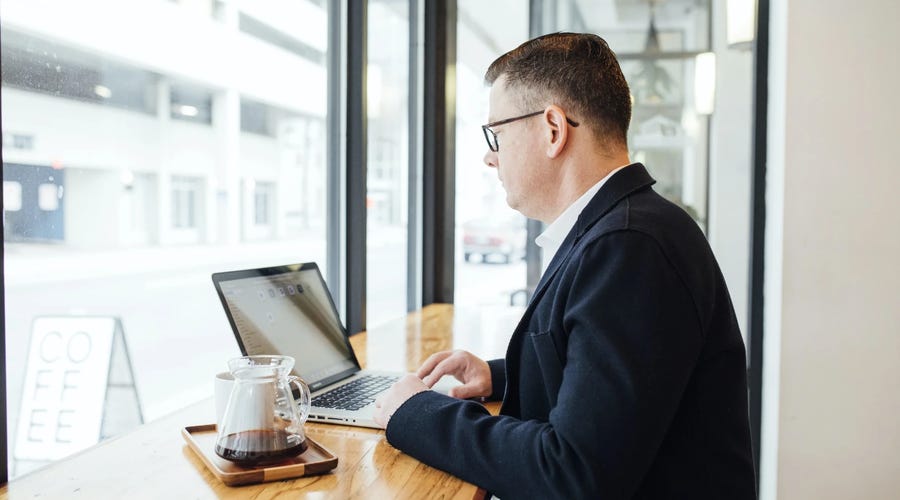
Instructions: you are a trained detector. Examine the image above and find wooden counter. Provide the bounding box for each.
[1,304,519,499]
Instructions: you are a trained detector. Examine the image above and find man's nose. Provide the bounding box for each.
[483,150,498,168]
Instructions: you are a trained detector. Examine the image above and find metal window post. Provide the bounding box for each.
[422,0,456,305]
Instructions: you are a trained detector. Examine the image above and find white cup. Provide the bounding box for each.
[214,371,235,428]
[214,370,276,430]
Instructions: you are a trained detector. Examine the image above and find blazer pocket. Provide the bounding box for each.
[528,331,564,408]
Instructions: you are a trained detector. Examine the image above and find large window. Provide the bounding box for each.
[454,0,530,319]
[366,0,411,328]
[2,0,331,478]
[0,0,757,482]
[454,0,753,338]
[538,0,753,336]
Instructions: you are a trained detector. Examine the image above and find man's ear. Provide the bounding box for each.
[543,105,569,159]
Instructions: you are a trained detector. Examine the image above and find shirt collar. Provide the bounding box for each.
[535,164,630,269]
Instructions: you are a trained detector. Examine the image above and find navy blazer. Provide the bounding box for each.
[386,164,756,499]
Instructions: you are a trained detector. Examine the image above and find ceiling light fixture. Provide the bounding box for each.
[178,105,199,117]
[727,0,757,50]
[694,52,716,115]
[94,85,112,99]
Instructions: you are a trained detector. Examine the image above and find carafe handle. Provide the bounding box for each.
[288,375,311,423]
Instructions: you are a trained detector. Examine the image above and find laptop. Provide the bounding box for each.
[211,262,458,428]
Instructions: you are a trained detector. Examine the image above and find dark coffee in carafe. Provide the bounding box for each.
[214,429,308,465]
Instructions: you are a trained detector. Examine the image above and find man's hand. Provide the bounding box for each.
[373,373,428,428]
[417,350,492,400]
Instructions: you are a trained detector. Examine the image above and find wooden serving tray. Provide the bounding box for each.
[182,424,338,486]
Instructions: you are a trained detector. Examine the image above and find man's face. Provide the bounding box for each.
[483,76,552,220]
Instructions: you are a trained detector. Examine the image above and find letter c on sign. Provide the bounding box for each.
[39,331,63,363]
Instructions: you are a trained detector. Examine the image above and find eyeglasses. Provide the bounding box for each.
[481,111,580,152]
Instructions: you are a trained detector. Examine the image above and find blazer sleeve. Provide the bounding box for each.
[385,231,704,499]
[486,358,506,401]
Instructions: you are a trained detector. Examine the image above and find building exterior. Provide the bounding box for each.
[1,0,337,249]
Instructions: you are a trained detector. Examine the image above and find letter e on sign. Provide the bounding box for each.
[14,317,116,461]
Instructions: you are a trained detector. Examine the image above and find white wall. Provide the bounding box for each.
[1,88,163,172]
[762,1,900,498]
[1,87,318,248]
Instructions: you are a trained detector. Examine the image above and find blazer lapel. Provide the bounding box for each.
[528,163,656,309]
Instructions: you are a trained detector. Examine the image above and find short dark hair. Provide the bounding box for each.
[485,32,631,148]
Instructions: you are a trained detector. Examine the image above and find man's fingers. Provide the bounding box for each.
[421,363,448,387]
[373,375,429,429]
[416,351,453,379]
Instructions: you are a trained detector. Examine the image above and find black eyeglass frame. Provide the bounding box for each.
[481,111,580,152]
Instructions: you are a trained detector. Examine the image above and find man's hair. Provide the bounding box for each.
[485,32,631,148]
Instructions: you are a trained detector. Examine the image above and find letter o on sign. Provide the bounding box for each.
[67,331,93,363]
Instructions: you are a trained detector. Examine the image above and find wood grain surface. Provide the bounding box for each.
[1,304,515,499]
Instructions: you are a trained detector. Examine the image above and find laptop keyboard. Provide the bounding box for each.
[312,375,399,411]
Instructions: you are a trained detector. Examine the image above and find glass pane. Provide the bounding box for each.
[542,0,712,236]
[544,0,753,335]
[454,1,530,317]
[2,0,332,478]
[366,0,409,328]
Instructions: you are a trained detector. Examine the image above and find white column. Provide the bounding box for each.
[212,0,241,244]
[156,78,173,246]
[212,89,242,245]
[707,1,753,335]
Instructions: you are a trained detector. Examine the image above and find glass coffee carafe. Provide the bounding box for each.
[215,355,311,465]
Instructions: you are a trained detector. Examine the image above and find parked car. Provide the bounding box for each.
[462,214,526,264]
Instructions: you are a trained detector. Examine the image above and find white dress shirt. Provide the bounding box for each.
[535,164,630,272]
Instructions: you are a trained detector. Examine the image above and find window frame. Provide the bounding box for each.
[421,0,456,305]
[1,134,8,484]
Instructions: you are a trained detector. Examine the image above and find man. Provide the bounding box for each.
[374,32,756,499]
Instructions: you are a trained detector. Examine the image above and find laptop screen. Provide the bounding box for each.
[212,263,360,392]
